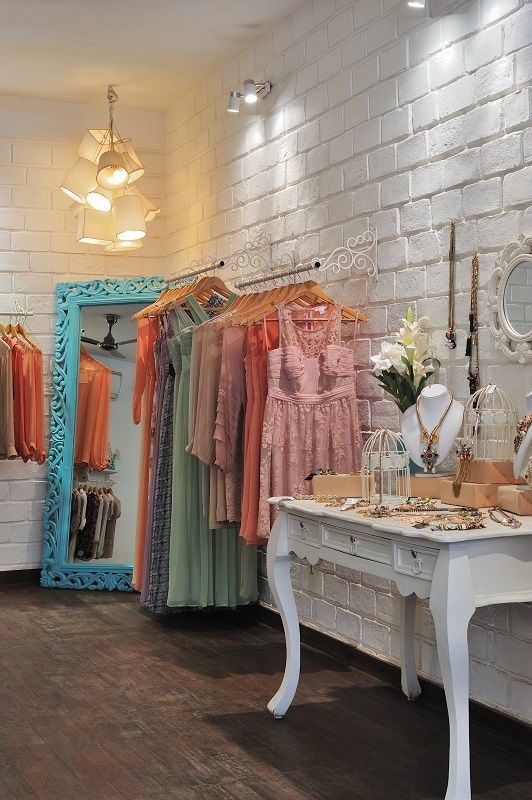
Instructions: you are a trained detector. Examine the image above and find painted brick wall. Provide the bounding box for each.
[163,0,532,722]
[0,95,164,569]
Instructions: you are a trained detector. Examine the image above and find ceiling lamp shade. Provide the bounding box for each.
[113,194,146,241]
[86,187,113,212]
[105,239,143,253]
[116,140,144,183]
[127,186,160,221]
[243,79,257,104]
[227,91,241,112]
[60,157,97,203]
[96,148,129,189]
[76,207,115,245]
[77,129,108,162]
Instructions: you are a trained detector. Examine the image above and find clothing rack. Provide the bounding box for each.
[162,230,378,290]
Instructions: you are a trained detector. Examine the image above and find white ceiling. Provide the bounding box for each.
[1,0,305,111]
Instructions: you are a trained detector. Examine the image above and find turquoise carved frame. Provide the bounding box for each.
[41,276,166,591]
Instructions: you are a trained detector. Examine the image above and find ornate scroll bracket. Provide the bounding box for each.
[318,230,378,281]
[225,235,294,281]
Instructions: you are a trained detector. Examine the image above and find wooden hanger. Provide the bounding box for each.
[132,275,233,320]
[239,282,365,326]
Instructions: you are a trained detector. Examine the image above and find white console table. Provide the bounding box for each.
[266,498,532,800]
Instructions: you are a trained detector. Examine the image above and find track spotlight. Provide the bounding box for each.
[226,79,272,113]
[227,91,241,113]
[244,79,257,104]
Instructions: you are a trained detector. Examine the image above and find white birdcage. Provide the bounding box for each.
[361,429,411,506]
[462,385,516,461]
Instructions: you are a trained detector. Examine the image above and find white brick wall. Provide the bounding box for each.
[163,0,532,722]
[0,95,164,569]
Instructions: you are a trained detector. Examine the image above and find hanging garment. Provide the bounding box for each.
[166,301,257,609]
[0,338,16,459]
[239,322,278,545]
[132,316,158,590]
[257,304,362,539]
[139,332,165,601]
[2,328,46,463]
[144,365,176,613]
[74,348,111,471]
[102,493,121,559]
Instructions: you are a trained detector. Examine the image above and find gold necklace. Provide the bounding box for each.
[415,392,454,473]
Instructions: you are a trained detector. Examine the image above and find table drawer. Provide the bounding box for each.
[353,531,392,565]
[394,543,438,581]
[322,524,392,565]
[322,524,352,553]
[288,514,320,546]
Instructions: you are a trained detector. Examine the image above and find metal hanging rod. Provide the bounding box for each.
[233,260,322,289]
[163,256,225,284]
[0,311,34,318]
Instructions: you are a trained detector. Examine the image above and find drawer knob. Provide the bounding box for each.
[350,535,358,554]
[299,522,307,536]
[412,558,423,575]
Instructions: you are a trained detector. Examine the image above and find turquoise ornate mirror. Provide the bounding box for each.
[41,276,165,591]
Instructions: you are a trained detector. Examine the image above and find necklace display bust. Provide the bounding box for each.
[514,391,532,479]
[400,384,464,473]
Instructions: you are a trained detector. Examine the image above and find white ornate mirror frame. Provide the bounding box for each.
[488,234,532,363]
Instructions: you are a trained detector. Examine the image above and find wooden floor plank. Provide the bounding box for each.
[0,583,530,800]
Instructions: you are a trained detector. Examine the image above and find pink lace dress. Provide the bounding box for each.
[257,304,362,539]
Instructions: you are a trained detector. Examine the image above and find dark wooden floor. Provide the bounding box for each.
[0,583,530,800]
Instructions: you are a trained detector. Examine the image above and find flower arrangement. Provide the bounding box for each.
[370,308,434,413]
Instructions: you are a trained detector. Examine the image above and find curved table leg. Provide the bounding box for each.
[430,545,476,800]
[400,593,421,700]
[266,513,300,718]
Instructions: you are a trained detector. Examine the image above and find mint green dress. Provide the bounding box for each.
[166,300,257,608]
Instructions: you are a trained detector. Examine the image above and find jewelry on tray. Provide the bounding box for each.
[488,507,522,529]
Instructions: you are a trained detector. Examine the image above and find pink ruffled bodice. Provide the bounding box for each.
[257,304,362,540]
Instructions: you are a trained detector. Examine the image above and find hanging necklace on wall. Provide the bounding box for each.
[466,251,480,394]
[415,392,454,473]
[445,220,457,349]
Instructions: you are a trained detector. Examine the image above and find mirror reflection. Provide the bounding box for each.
[503,260,532,337]
[69,303,143,565]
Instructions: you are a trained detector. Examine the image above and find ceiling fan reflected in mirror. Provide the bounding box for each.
[81,314,136,360]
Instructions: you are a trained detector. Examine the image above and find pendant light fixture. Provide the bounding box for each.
[60,85,160,253]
